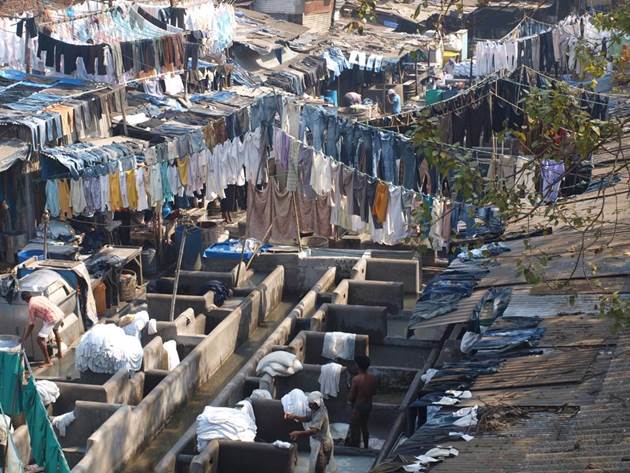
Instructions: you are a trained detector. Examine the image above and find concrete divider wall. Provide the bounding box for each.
[154,268,337,473]
[365,258,420,294]
[326,304,389,344]
[53,369,144,414]
[348,280,405,315]
[251,254,359,294]
[72,267,285,473]
[289,330,370,365]
[350,255,368,281]
[287,267,336,320]
[147,291,215,321]
[190,439,297,473]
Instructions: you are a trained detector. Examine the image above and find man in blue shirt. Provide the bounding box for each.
[387,89,401,114]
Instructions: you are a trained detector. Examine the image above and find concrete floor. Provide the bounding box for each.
[36,348,81,380]
[296,451,375,473]
[121,298,298,473]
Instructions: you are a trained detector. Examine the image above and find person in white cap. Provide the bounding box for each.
[285,391,335,473]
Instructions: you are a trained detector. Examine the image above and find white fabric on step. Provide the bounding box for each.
[35,380,60,405]
[322,332,356,360]
[196,406,257,452]
[52,411,76,437]
[318,363,342,398]
[250,389,272,401]
[256,351,303,377]
[163,340,180,370]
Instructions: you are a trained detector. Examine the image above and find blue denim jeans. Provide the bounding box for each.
[338,121,355,165]
[400,138,417,189]
[324,111,338,159]
[299,105,325,152]
[379,131,396,183]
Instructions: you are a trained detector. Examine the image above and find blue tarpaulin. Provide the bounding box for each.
[203,238,272,262]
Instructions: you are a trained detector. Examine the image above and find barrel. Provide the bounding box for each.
[323,90,338,107]
[173,225,202,271]
[94,282,107,317]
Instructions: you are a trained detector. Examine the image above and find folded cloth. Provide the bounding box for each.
[35,380,60,405]
[322,332,356,360]
[196,406,257,452]
[318,363,342,398]
[273,440,292,449]
[75,324,143,374]
[163,340,180,370]
[52,411,76,437]
[147,319,158,335]
[256,351,303,377]
[281,389,310,417]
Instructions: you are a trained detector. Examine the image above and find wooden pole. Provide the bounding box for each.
[169,221,188,322]
[292,192,303,252]
[235,236,246,287]
[245,223,273,271]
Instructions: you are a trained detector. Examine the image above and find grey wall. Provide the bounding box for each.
[365,258,420,295]
[251,253,360,294]
[324,304,389,344]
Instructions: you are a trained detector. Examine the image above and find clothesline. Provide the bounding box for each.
[521,65,630,99]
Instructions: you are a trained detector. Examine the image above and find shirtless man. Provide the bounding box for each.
[347,355,377,448]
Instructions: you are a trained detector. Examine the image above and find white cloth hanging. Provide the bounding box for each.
[318,363,343,398]
[322,332,356,360]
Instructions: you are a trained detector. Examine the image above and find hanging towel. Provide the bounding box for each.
[322,332,356,360]
[281,388,310,417]
[319,363,343,398]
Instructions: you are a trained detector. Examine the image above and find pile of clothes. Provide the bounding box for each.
[256,351,303,378]
[75,324,144,374]
[196,403,257,452]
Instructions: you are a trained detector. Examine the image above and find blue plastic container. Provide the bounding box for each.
[17,249,44,263]
[323,90,338,107]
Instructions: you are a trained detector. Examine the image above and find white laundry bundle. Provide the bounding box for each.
[256,351,303,377]
[52,411,76,437]
[318,363,342,398]
[280,389,310,417]
[121,311,150,339]
[250,389,272,401]
[35,380,60,405]
[163,340,180,370]
[196,406,257,452]
[75,324,144,374]
[322,332,356,360]
[272,440,292,449]
[147,319,158,335]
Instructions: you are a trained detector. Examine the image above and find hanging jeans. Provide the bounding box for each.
[299,105,325,152]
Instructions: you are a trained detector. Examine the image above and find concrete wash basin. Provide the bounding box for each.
[174,399,300,473]
[146,264,252,321]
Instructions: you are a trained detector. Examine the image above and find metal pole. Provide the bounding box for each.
[169,221,188,322]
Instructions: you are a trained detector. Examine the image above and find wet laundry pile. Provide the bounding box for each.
[195,404,257,452]
[75,323,143,374]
